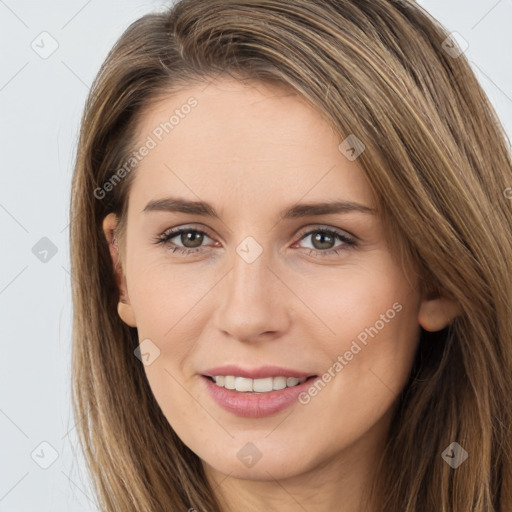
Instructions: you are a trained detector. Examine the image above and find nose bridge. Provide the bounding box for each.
[228,237,274,311]
[230,240,269,301]
[213,236,289,341]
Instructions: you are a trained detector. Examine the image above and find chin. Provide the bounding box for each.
[201,445,313,481]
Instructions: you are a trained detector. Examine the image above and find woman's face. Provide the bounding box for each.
[104,77,426,482]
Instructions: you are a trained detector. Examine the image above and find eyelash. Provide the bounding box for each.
[153,225,357,258]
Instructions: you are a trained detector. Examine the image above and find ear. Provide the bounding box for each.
[102,213,137,328]
[417,291,462,332]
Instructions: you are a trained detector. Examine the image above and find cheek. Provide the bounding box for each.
[294,260,417,345]
[296,260,421,395]
[127,249,210,337]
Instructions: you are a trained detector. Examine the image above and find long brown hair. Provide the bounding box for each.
[69,0,512,510]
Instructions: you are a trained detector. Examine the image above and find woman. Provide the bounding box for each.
[69,0,512,510]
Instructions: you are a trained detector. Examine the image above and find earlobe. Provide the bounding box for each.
[418,294,462,332]
[118,302,137,328]
[102,213,137,328]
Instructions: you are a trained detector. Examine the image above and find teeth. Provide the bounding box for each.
[273,376,287,390]
[235,377,253,392]
[253,377,273,392]
[286,377,300,387]
[224,375,236,390]
[211,375,307,392]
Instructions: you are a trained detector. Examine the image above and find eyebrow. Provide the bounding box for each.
[143,197,376,219]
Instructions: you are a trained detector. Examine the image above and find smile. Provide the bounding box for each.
[209,375,307,392]
[201,373,319,418]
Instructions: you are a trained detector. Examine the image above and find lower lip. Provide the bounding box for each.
[201,375,318,418]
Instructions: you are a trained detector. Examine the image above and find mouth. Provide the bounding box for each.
[200,372,320,417]
[203,374,318,393]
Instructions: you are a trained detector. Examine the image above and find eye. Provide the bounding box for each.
[293,227,356,257]
[154,226,217,255]
[154,225,357,257]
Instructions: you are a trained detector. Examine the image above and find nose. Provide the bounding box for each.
[212,245,291,343]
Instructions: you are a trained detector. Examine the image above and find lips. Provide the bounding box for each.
[201,364,315,380]
[200,365,319,417]
[201,375,318,417]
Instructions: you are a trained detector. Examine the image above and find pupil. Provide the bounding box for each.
[182,231,203,248]
[313,232,334,250]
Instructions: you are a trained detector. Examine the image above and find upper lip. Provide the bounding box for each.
[202,365,316,379]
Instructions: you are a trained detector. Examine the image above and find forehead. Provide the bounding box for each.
[127,77,376,215]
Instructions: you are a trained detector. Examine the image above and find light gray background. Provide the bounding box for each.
[1,1,511,510]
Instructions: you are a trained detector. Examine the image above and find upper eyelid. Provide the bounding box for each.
[161,224,215,239]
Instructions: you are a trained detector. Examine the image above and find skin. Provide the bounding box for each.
[102,77,461,512]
